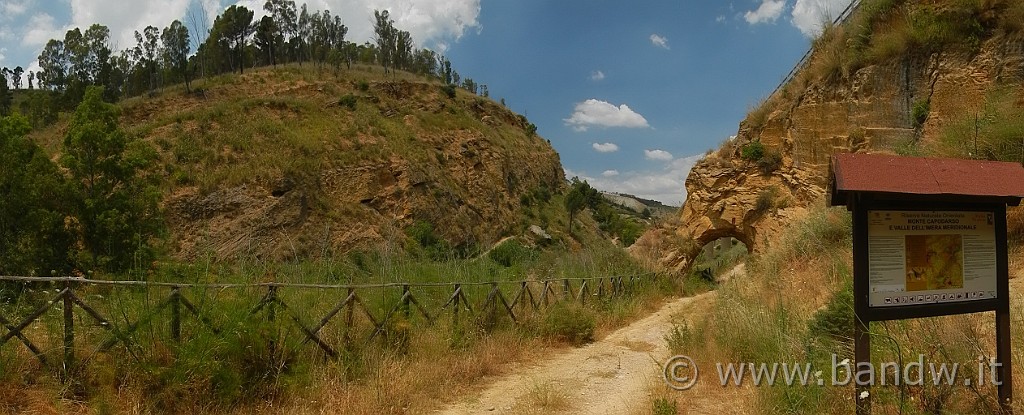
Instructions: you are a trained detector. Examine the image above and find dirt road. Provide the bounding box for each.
[436,292,718,415]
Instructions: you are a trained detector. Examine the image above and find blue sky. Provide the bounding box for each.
[0,0,853,205]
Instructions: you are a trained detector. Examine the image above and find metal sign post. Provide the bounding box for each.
[831,153,1024,414]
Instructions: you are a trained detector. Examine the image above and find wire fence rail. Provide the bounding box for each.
[0,273,659,378]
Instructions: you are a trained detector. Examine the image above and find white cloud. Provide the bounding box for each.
[716,15,726,23]
[602,170,620,177]
[22,13,60,48]
[333,0,482,49]
[744,0,786,25]
[592,142,620,153]
[649,33,669,49]
[564,99,650,132]
[644,149,674,161]
[564,154,703,206]
[2,0,29,18]
[791,0,852,37]
[21,60,40,87]
[66,0,193,50]
[590,70,605,81]
[0,47,5,65]
[17,0,480,68]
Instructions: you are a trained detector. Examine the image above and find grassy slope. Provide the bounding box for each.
[27,64,565,261]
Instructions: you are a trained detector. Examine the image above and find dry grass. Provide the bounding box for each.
[743,96,774,134]
[287,330,545,415]
[807,23,852,84]
[516,380,571,413]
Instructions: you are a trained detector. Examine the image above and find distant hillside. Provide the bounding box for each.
[29,65,565,261]
[600,192,676,219]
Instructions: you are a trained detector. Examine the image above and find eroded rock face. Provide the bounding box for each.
[167,132,562,261]
[630,154,823,274]
[633,34,1024,273]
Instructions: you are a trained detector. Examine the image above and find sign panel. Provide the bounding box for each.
[867,210,997,307]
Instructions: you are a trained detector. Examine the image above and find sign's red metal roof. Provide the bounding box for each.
[830,153,1024,205]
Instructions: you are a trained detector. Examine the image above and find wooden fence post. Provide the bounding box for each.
[452,283,461,324]
[62,280,74,378]
[344,287,355,350]
[577,280,588,305]
[267,286,278,323]
[170,286,181,343]
[266,285,278,354]
[402,284,411,321]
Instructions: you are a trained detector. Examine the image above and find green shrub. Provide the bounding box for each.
[406,220,452,260]
[526,122,538,136]
[652,397,679,415]
[754,187,778,215]
[912,99,930,128]
[738,139,780,174]
[407,220,438,247]
[665,322,704,355]
[808,284,855,341]
[520,193,533,207]
[541,304,596,345]
[488,239,535,267]
[741,139,766,161]
[338,94,357,110]
[356,80,370,92]
[531,184,552,203]
[441,84,456,99]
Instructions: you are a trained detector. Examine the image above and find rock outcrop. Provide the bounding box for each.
[634,28,1024,273]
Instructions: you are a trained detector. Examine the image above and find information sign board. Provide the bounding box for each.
[867,210,997,307]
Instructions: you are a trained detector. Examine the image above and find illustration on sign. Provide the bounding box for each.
[905,234,963,291]
[867,211,997,307]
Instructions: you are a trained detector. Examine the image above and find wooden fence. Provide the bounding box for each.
[0,273,658,377]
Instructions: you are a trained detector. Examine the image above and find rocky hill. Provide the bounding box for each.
[600,191,676,218]
[31,66,564,261]
[633,0,1024,272]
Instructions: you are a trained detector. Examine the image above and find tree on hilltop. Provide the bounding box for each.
[217,5,255,74]
[161,20,192,92]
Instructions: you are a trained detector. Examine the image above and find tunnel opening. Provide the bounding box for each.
[689,236,749,284]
